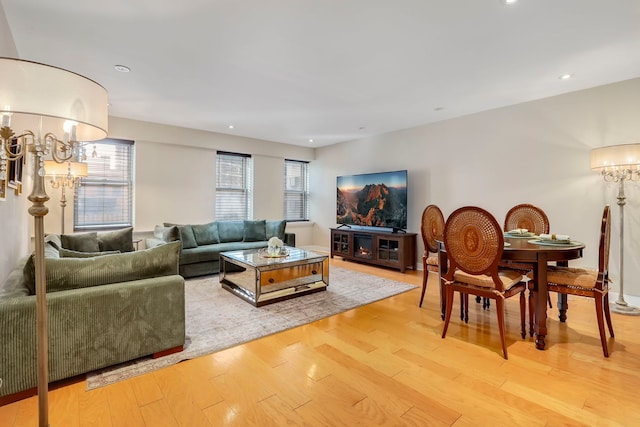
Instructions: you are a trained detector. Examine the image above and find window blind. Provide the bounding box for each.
[216,151,252,220]
[74,138,134,230]
[284,159,309,221]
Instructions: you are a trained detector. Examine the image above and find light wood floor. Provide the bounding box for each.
[2,259,640,426]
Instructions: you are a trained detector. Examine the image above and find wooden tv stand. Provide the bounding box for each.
[330,228,417,273]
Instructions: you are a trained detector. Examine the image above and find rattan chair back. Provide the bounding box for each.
[504,203,550,235]
[597,205,611,289]
[443,206,503,278]
[421,205,445,254]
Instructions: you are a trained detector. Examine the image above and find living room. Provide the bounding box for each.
[2,1,640,425]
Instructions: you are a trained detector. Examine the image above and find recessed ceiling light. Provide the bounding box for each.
[559,73,573,80]
[114,65,131,73]
[228,125,234,129]
[308,139,314,143]
[504,0,518,5]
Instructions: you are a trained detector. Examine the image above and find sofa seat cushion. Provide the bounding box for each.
[180,245,221,265]
[24,241,181,294]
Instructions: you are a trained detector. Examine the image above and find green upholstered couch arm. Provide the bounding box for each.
[0,274,185,397]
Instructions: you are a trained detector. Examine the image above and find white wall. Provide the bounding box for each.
[312,77,640,297]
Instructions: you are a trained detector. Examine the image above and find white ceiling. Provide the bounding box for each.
[2,0,640,147]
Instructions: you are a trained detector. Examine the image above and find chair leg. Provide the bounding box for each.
[519,291,526,339]
[442,285,455,339]
[594,295,610,357]
[528,289,535,337]
[419,266,429,307]
[604,292,615,338]
[495,297,508,359]
[547,293,553,308]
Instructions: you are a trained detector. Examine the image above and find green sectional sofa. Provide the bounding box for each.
[146,219,295,278]
[0,229,185,400]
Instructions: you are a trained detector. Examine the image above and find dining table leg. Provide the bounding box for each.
[534,254,549,350]
[555,261,569,322]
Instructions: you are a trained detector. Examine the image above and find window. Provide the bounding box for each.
[216,151,252,220]
[74,138,134,230]
[284,159,309,221]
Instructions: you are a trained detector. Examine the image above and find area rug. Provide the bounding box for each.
[86,267,416,389]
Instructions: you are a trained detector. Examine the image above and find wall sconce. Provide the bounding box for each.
[44,160,89,234]
[0,57,108,426]
[590,143,640,316]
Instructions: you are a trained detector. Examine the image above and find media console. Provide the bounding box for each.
[330,228,417,273]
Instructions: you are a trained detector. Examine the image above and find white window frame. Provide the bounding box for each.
[216,151,252,220]
[74,138,134,231]
[284,159,309,221]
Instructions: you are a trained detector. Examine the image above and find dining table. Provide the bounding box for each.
[437,236,585,350]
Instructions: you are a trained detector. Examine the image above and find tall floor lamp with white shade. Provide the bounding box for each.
[590,143,640,315]
[0,57,108,426]
[43,160,88,234]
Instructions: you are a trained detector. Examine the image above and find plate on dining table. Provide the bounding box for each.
[504,232,536,238]
[527,238,578,246]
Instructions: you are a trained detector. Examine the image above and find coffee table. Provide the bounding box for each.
[219,247,329,306]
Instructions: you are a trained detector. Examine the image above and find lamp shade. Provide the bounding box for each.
[590,143,640,171]
[43,160,88,178]
[0,57,108,141]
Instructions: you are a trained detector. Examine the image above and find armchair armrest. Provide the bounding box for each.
[285,232,296,247]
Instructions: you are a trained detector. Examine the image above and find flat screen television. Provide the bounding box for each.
[336,169,408,232]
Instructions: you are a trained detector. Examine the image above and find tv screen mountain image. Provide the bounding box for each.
[336,170,408,231]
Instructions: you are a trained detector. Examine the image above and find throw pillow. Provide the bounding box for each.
[61,232,100,252]
[59,248,121,258]
[44,234,62,250]
[163,223,198,249]
[97,227,135,252]
[244,220,267,242]
[153,225,180,242]
[36,241,181,294]
[217,221,245,243]
[266,220,286,241]
[192,222,220,245]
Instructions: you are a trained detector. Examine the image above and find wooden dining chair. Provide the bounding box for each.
[441,206,527,359]
[527,205,614,357]
[501,203,553,319]
[419,205,445,307]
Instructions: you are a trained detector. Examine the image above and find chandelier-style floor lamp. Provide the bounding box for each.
[0,57,108,426]
[43,160,88,234]
[590,143,640,315]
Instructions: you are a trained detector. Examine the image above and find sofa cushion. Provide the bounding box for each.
[192,222,220,245]
[244,220,266,242]
[0,256,31,298]
[24,241,181,294]
[61,232,100,252]
[218,221,245,243]
[154,225,180,242]
[59,248,121,258]
[266,220,286,241]
[97,227,135,252]
[164,223,198,249]
[44,234,62,250]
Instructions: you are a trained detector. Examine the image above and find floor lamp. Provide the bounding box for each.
[590,143,640,315]
[43,160,88,234]
[0,58,108,427]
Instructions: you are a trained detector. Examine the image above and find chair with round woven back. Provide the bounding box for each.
[441,206,527,359]
[527,205,614,357]
[501,203,552,333]
[419,205,445,308]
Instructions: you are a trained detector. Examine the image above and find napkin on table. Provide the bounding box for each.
[539,233,570,241]
[507,228,529,235]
